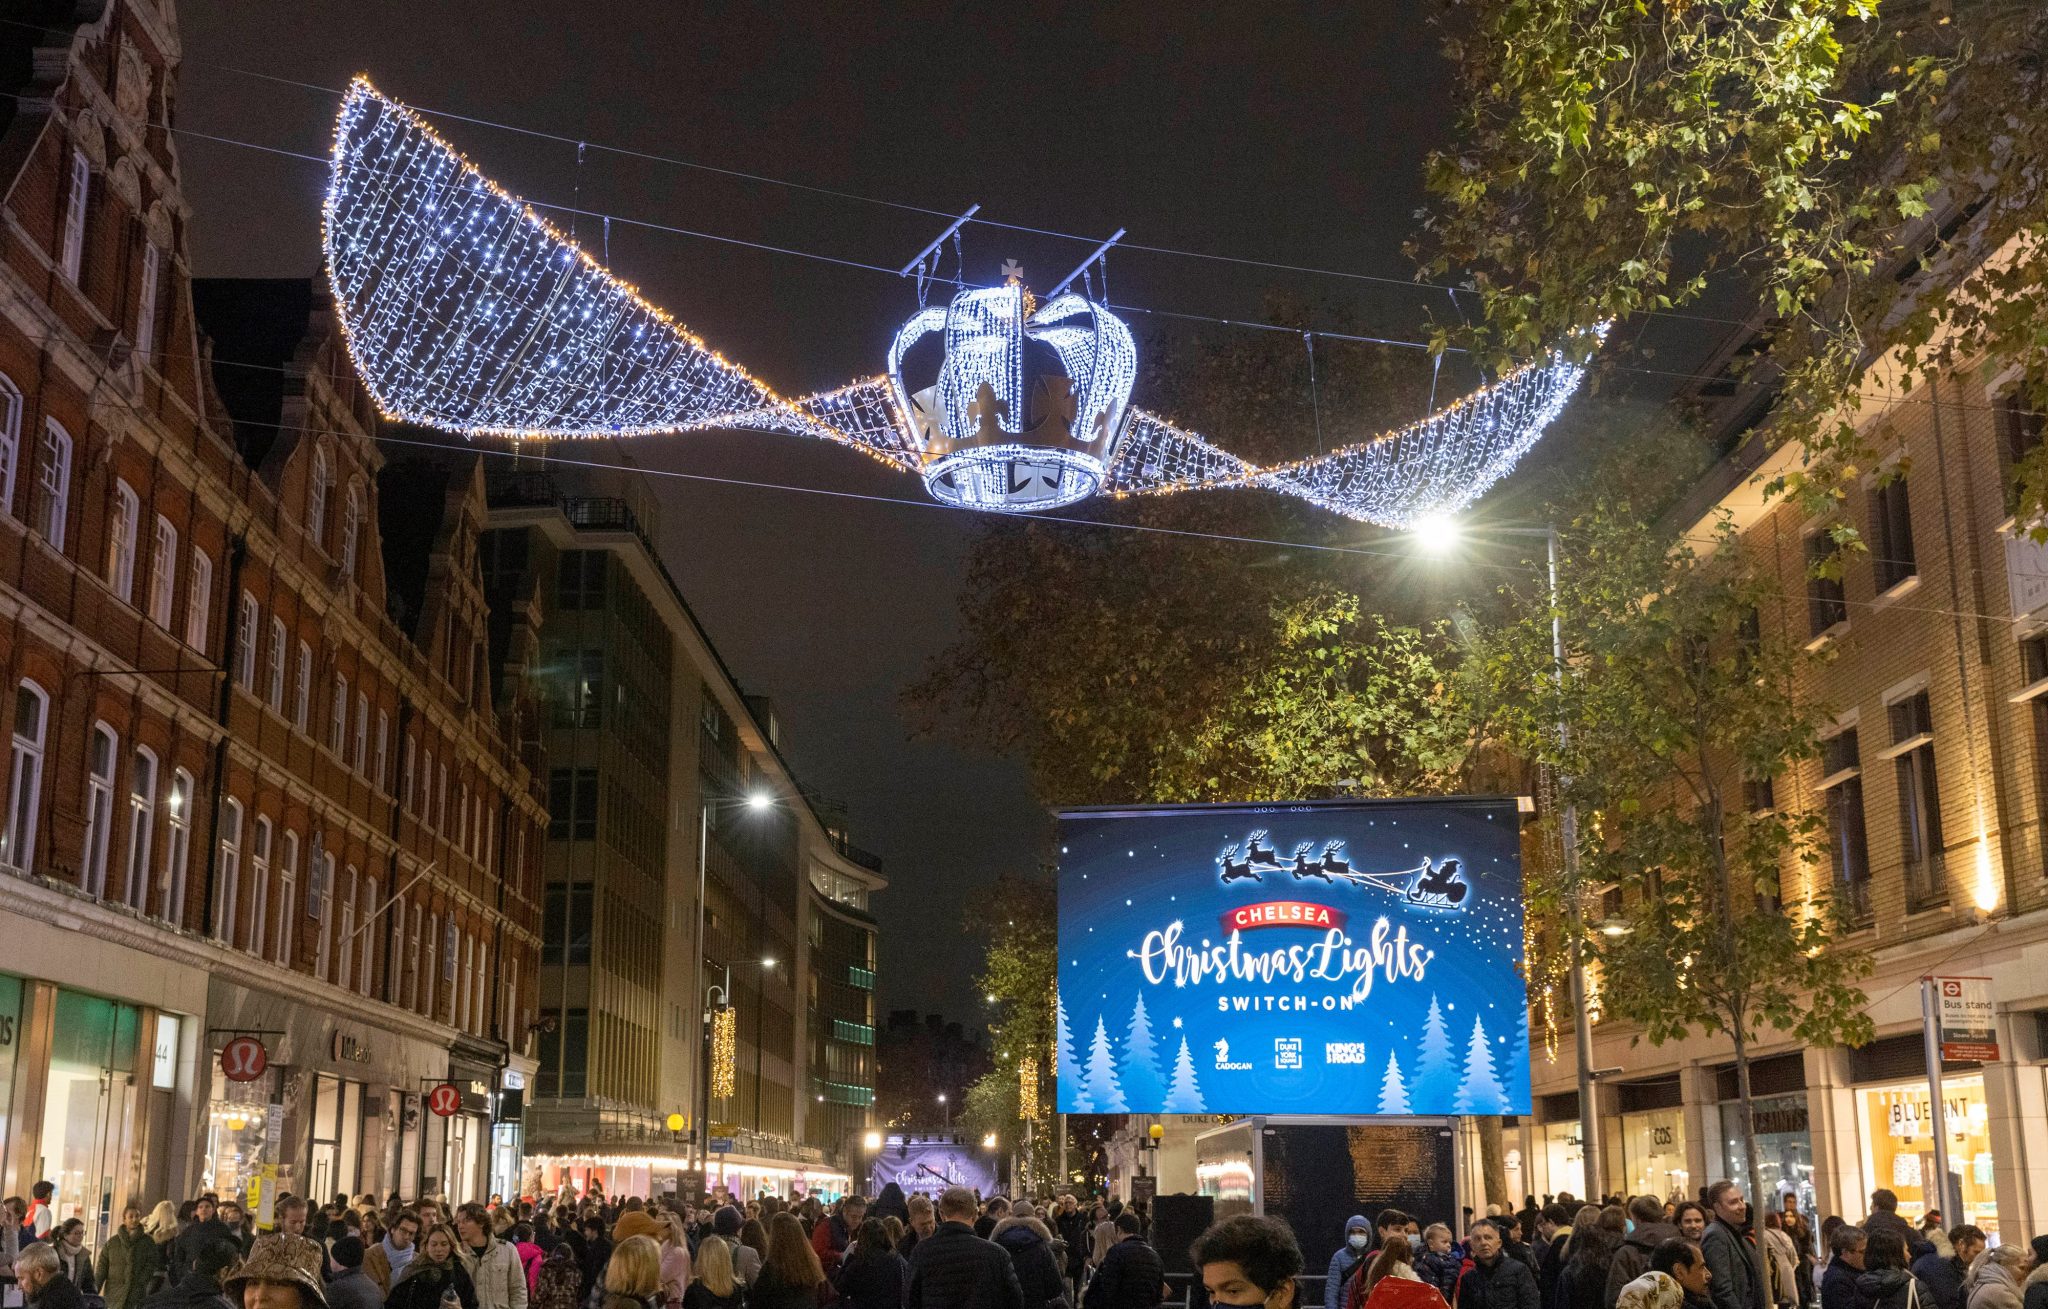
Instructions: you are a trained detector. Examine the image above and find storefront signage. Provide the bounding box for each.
[153,1015,181,1090]
[427,1082,462,1116]
[1933,975,1999,1062]
[221,1035,269,1082]
[502,1068,526,1090]
[330,1032,372,1064]
[1057,796,1529,1115]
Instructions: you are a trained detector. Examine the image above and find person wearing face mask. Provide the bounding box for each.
[1329,1218,1374,1306]
[1192,1216,1303,1309]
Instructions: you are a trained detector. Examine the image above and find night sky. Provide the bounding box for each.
[170,3,1661,1019]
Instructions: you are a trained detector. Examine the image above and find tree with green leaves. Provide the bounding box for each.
[1419,0,2048,529]
[1482,502,1872,1239]
[969,871,1058,1181]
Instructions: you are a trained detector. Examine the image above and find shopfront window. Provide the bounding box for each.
[1541,1120,1587,1199]
[1859,1078,1997,1241]
[204,1060,277,1204]
[0,974,22,1166]
[1619,1108,1688,1202]
[308,1074,363,1204]
[1721,1094,1816,1218]
[39,989,139,1246]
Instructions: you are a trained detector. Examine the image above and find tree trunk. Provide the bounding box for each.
[1706,795,1772,1309]
[1480,1115,1509,1212]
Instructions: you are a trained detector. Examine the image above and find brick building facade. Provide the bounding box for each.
[1520,200,2048,1245]
[0,0,545,1233]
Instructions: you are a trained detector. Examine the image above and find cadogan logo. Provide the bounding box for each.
[1326,1042,1366,1065]
[1213,1038,1252,1072]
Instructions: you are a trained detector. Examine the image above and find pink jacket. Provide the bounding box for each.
[516,1242,543,1296]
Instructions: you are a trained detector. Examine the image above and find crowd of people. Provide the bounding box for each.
[1,1177,2040,1309]
[1310,1183,2048,1309]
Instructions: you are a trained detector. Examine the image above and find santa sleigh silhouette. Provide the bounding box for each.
[1215,835,1470,905]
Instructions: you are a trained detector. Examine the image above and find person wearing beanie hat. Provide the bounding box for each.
[609,1214,663,1246]
[223,1234,329,1309]
[322,1238,379,1309]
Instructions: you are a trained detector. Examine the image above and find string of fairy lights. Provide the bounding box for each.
[324,78,1600,527]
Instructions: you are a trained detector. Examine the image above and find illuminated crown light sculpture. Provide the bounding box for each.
[324,77,1599,527]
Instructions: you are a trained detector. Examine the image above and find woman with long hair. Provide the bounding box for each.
[602,1236,665,1309]
[681,1235,744,1309]
[386,1224,482,1309]
[740,1220,772,1282]
[835,1217,908,1309]
[751,1212,832,1309]
[1558,1221,1621,1309]
[656,1214,692,1309]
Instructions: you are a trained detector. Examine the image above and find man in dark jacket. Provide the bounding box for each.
[1084,1213,1163,1309]
[1910,1227,1980,1309]
[1820,1229,1866,1309]
[1536,1205,1576,1309]
[1608,1198,1681,1309]
[172,1200,236,1290]
[1055,1197,1092,1300]
[1701,1185,1765,1309]
[141,1236,240,1309]
[975,1199,1011,1243]
[992,1218,1067,1309]
[16,1244,86,1309]
[908,1186,1024,1309]
[323,1239,382,1309]
[1455,1220,1541,1309]
[1860,1196,1917,1262]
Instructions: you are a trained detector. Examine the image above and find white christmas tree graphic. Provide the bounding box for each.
[1119,995,1168,1110]
[1085,1015,1128,1112]
[1056,993,1094,1112]
[1413,993,1457,1109]
[1164,1036,1205,1111]
[1454,1014,1509,1114]
[1378,1050,1411,1114]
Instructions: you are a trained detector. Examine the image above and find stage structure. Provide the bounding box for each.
[324,78,1601,526]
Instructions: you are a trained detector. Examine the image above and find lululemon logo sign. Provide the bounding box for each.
[220,1036,268,1083]
[427,1082,462,1117]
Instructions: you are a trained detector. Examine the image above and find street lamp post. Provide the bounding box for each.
[937,1093,950,1134]
[1417,517,1603,1200]
[690,790,776,1180]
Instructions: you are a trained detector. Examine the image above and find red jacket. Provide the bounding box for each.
[811,1214,851,1274]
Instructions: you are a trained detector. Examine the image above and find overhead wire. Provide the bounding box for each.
[33,87,2031,425]
[0,30,1767,330]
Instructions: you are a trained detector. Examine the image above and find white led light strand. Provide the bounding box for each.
[324,78,1598,525]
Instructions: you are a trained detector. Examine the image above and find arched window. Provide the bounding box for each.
[337,864,357,990]
[122,746,157,910]
[183,546,212,651]
[214,797,242,944]
[161,767,193,927]
[340,483,362,578]
[312,845,334,981]
[267,617,287,711]
[147,516,177,628]
[277,830,299,966]
[0,372,21,519]
[249,816,273,959]
[33,419,72,549]
[359,876,377,996]
[81,722,117,897]
[106,478,138,600]
[2,681,49,873]
[308,445,330,548]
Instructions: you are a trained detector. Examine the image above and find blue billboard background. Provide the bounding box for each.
[1056,797,1529,1115]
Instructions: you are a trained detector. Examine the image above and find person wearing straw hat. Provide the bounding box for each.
[222,1235,327,1309]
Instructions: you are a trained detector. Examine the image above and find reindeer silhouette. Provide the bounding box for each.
[1244,830,1282,869]
[1289,842,1333,882]
[1217,843,1262,883]
[1319,840,1353,878]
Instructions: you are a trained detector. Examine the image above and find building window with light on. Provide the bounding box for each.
[1886,689,1945,910]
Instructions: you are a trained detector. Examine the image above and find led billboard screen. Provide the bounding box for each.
[1056,797,1529,1115]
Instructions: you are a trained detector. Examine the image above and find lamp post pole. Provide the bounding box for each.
[692,802,709,1178]
[1549,524,1603,1202]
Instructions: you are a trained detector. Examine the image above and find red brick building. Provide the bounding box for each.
[0,0,546,1230]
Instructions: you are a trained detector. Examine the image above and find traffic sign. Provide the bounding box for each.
[709,1138,735,1155]
[221,1036,268,1082]
[427,1082,463,1117]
